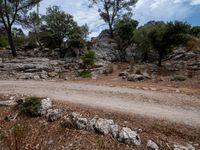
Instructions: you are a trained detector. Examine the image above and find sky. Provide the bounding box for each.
[35,0,200,37]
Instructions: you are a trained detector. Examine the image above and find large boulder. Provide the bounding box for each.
[118,127,141,146]
[92,30,121,63]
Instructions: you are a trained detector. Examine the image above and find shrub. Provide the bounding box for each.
[79,70,92,78]
[19,97,42,117]
[171,75,186,81]
[81,50,96,68]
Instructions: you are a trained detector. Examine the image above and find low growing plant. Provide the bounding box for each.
[79,70,92,78]
[19,97,42,117]
[171,75,187,81]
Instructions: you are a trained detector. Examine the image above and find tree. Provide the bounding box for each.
[114,17,138,51]
[148,22,169,66]
[190,26,200,37]
[43,6,78,57]
[0,0,41,57]
[25,11,42,48]
[148,21,190,66]
[133,23,154,62]
[89,0,137,38]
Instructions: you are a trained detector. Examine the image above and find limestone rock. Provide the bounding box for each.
[110,124,119,138]
[118,127,141,146]
[94,118,114,135]
[173,144,196,150]
[147,140,159,150]
[0,100,17,107]
[127,74,145,81]
[75,117,88,129]
[46,109,64,122]
[39,98,52,115]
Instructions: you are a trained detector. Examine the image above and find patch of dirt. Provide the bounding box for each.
[0,100,200,150]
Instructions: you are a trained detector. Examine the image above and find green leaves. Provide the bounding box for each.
[81,50,96,67]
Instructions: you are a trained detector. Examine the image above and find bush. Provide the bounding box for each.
[81,50,96,68]
[19,97,42,117]
[171,75,186,81]
[0,36,8,48]
[79,70,92,78]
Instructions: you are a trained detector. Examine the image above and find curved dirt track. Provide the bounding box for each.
[0,80,200,127]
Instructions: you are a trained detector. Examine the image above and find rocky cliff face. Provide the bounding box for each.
[91,30,121,64]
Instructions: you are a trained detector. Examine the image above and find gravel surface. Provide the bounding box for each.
[0,80,200,127]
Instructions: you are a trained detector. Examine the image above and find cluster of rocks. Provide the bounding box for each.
[0,57,81,80]
[164,47,200,71]
[119,68,151,82]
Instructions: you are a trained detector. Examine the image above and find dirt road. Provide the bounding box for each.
[0,80,200,127]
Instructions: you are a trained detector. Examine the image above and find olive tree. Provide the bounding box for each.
[0,0,41,57]
[89,0,137,38]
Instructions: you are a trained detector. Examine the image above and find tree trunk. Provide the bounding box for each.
[7,29,17,57]
[158,51,163,67]
[58,41,63,58]
[108,23,114,38]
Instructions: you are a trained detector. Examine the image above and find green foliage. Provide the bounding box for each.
[0,27,8,47]
[0,35,8,47]
[81,50,96,68]
[133,23,155,61]
[67,26,86,49]
[133,21,191,66]
[19,97,42,117]
[89,0,138,37]
[25,11,43,48]
[148,21,190,66]
[114,17,138,50]
[171,75,186,81]
[190,26,200,37]
[39,6,85,57]
[79,70,92,78]
[0,0,42,56]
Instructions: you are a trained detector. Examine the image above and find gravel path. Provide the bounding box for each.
[0,80,200,127]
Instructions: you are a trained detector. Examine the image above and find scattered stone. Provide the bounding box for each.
[147,140,159,150]
[173,144,196,150]
[61,116,74,129]
[119,71,129,77]
[95,118,114,135]
[46,109,64,122]
[110,124,119,138]
[0,100,17,107]
[69,112,81,121]
[127,74,145,82]
[39,98,52,115]
[75,117,88,129]
[118,127,141,146]
[33,75,40,80]
[87,116,98,131]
